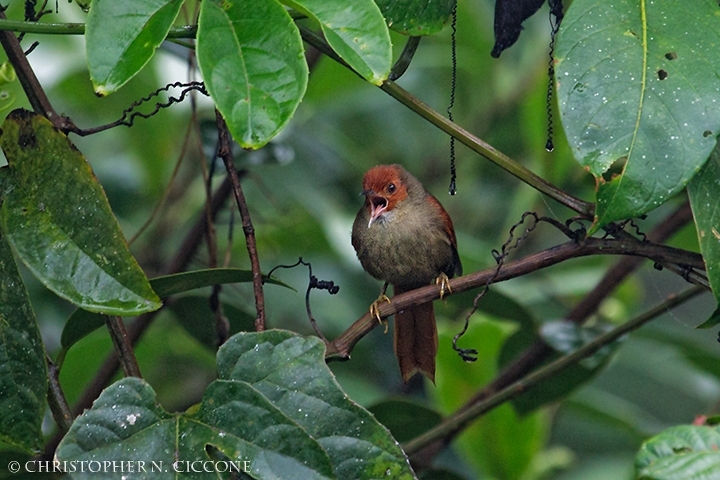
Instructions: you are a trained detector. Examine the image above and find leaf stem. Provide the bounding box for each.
[379,81,593,216]
[402,284,706,455]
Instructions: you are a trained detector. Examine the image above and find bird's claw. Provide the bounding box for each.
[369,294,391,333]
[436,273,452,299]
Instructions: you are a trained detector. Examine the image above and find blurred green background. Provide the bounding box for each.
[1,1,718,479]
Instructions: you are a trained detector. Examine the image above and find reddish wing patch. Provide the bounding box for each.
[427,194,458,249]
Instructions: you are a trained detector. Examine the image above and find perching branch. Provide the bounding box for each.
[326,234,706,360]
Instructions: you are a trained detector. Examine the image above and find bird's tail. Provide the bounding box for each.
[393,286,437,383]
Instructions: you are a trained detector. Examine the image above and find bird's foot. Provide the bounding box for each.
[435,273,452,299]
[369,294,391,333]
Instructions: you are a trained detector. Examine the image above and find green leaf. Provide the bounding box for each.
[56,377,332,480]
[168,296,255,350]
[87,0,184,95]
[149,268,291,297]
[0,229,46,454]
[368,399,442,443]
[555,0,720,231]
[217,331,415,479]
[283,0,392,83]
[636,425,720,479]
[688,143,720,318]
[0,109,161,316]
[57,331,415,479]
[59,268,288,353]
[197,0,308,149]
[374,0,456,36]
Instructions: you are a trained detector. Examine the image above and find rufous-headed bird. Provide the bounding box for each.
[352,164,462,382]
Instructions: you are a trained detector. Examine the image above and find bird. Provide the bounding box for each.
[351,164,462,383]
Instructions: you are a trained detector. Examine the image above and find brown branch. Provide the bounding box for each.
[46,356,72,433]
[104,316,142,378]
[326,234,705,360]
[215,110,266,331]
[0,10,75,131]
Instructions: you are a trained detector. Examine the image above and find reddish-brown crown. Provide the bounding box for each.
[361,165,409,212]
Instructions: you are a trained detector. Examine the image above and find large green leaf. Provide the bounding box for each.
[87,0,184,95]
[636,425,720,479]
[57,331,415,479]
[0,229,46,454]
[555,0,720,231]
[217,330,415,479]
[283,0,392,83]
[196,0,308,149]
[0,109,161,316]
[374,0,456,36]
[688,143,720,320]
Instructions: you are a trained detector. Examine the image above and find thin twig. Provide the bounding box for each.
[215,110,266,331]
[46,355,72,432]
[104,316,142,378]
[402,285,707,455]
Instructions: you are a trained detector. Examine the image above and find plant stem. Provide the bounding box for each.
[104,316,142,378]
[402,284,706,455]
[379,81,594,217]
[46,356,73,433]
[298,26,594,217]
[215,110,266,331]
[0,19,197,38]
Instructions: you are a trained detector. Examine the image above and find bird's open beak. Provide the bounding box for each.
[367,195,387,228]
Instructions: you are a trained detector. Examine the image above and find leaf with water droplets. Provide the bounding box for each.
[86,0,184,95]
[555,0,720,231]
[0,109,161,315]
[56,331,416,479]
[689,143,720,326]
[374,0,456,36]
[283,0,392,83]
[196,0,308,149]
[0,228,46,454]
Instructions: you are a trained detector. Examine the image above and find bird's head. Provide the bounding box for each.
[360,165,409,227]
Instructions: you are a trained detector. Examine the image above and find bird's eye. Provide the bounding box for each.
[387,183,396,194]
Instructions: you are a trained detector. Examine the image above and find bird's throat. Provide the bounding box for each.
[368,196,388,227]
